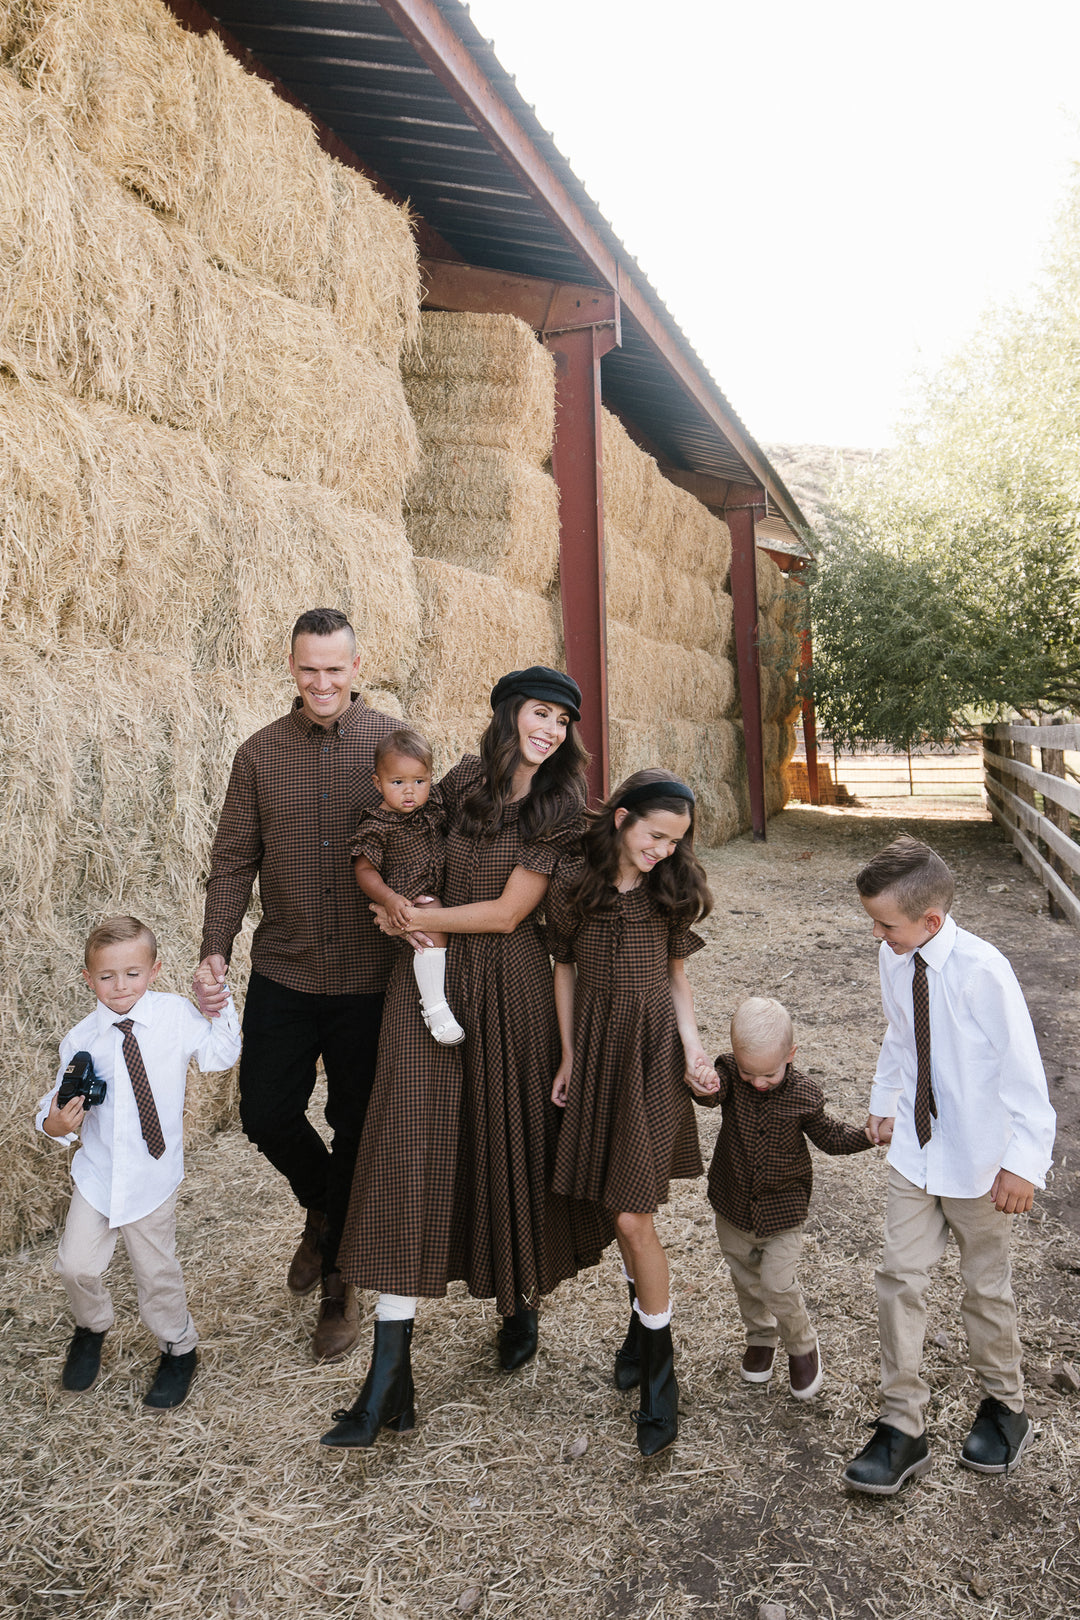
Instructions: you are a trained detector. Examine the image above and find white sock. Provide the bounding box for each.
[634,1301,672,1330]
[375,1293,417,1322]
[621,1263,635,1284]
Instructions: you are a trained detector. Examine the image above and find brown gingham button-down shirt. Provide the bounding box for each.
[200,695,400,996]
[700,1054,873,1237]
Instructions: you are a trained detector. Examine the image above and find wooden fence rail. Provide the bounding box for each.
[982,721,1080,928]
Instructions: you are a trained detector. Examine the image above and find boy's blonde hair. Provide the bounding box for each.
[84,915,158,967]
[730,996,794,1059]
[855,835,955,919]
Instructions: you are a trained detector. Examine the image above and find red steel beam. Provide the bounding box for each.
[375,0,805,537]
[725,483,768,841]
[544,324,619,804]
[420,258,617,333]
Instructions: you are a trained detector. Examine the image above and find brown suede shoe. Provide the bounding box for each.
[312,1271,361,1362]
[287,1209,328,1295]
[788,1339,824,1400]
[740,1344,776,1384]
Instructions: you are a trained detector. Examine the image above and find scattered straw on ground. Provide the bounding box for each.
[4,805,1078,1619]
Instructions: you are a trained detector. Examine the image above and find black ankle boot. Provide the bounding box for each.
[634,1320,678,1457]
[319,1320,415,1449]
[497,1299,539,1371]
[614,1280,640,1391]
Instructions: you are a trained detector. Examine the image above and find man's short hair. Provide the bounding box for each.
[855,835,955,919]
[375,727,434,774]
[290,608,356,651]
[84,915,158,966]
[730,996,794,1059]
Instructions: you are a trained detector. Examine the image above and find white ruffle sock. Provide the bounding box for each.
[634,1300,673,1331]
[375,1293,418,1322]
[412,947,465,1044]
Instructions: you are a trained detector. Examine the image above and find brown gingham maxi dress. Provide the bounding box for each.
[547,872,706,1213]
[339,757,613,1315]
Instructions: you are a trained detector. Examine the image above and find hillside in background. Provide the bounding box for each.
[764,441,886,538]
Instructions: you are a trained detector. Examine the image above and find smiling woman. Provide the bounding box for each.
[322,666,613,1450]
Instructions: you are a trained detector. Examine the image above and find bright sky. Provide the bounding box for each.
[465,0,1080,450]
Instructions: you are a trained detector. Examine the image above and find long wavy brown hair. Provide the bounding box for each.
[564,768,713,929]
[457,693,589,841]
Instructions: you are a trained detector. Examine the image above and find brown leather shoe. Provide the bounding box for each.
[287,1209,328,1295]
[788,1339,824,1400]
[312,1271,361,1362]
[740,1344,776,1384]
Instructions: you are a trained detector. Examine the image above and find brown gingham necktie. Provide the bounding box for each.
[115,1019,166,1159]
[911,952,937,1148]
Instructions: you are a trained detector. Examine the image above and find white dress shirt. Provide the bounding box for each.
[36,990,241,1227]
[868,914,1055,1197]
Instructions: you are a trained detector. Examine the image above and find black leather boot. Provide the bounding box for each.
[634,1320,678,1457]
[614,1280,641,1391]
[319,1320,416,1448]
[497,1299,539,1371]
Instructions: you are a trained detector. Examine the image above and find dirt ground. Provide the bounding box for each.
[3,803,1079,1620]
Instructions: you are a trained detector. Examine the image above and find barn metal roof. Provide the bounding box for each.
[185,0,812,550]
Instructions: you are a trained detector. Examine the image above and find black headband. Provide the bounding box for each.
[615,779,696,813]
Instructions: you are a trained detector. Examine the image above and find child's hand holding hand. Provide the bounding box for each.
[989,1169,1034,1215]
[44,1093,85,1137]
[866,1114,894,1145]
[684,1050,720,1096]
[382,891,415,932]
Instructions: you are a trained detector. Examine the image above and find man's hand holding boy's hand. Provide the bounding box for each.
[989,1169,1034,1214]
[44,1094,85,1137]
[866,1114,894,1145]
[193,955,229,1018]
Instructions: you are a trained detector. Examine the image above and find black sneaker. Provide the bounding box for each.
[841,1419,931,1495]
[143,1348,198,1410]
[62,1326,105,1392]
[960,1397,1033,1474]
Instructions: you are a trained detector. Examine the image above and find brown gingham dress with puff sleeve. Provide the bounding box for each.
[339,757,613,1314]
[546,869,706,1213]
[349,792,447,901]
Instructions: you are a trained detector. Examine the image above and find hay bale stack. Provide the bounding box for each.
[410,557,562,775]
[402,312,564,760]
[600,410,737,841]
[0,5,425,1250]
[2,0,419,365]
[754,570,804,816]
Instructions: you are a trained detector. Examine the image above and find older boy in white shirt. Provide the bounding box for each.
[37,916,240,1409]
[842,837,1055,1495]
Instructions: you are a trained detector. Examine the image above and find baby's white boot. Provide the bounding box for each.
[412,947,465,1044]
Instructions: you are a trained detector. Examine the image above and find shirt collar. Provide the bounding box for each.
[95,989,155,1034]
[905,912,957,973]
[289,693,367,741]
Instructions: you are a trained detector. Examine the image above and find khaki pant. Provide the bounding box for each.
[714,1212,816,1356]
[55,1184,198,1355]
[876,1166,1023,1437]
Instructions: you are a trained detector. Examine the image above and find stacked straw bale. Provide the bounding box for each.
[0,1,422,1251]
[403,312,563,772]
[601,411,740,843]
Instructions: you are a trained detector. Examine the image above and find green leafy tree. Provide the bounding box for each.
[809,161,1080,748]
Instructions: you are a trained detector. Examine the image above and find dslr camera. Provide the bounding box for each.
[57,1051,107,1110]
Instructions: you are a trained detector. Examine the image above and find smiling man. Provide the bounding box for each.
[195,608,399,1361]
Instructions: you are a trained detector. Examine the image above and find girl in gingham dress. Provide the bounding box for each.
[548,769,719,1457]
[322,668,612,1452]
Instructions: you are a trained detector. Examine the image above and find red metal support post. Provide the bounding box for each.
[725,484,768,840]
[799,617,821,806]
[544,323,618,804]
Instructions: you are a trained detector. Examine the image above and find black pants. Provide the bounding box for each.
[238,971,385,1273]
